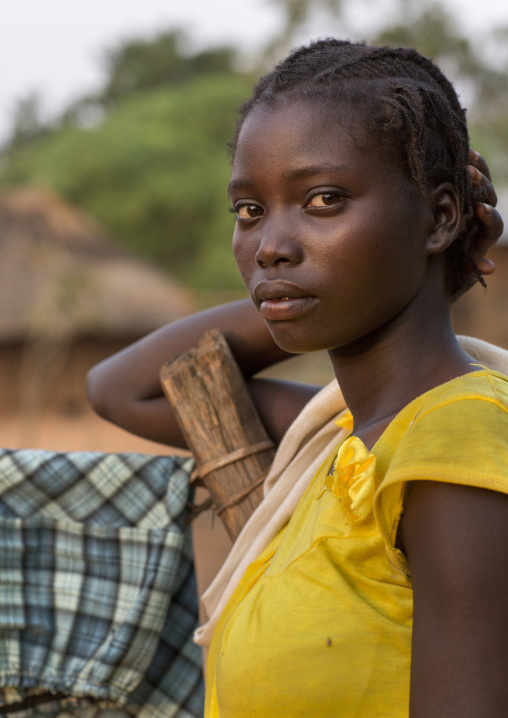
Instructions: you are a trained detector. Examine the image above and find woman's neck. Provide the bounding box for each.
[328,300,475,450]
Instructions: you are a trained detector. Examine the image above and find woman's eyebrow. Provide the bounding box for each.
[228,178,252,194]
[229,164,350,195]
[282,164,350,181]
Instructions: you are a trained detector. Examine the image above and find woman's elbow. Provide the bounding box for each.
[86,362,118,421]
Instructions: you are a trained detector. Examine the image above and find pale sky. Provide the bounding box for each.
[2,0,508,143]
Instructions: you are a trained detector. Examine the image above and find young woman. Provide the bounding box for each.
[88,40,507,717]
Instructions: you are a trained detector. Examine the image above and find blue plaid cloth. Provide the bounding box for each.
[0,448,204,717]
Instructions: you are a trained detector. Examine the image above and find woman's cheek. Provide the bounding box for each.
[233,234,255,280]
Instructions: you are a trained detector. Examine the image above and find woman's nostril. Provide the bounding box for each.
[254,230,303,268]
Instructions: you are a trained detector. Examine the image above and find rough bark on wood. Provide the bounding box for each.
[159,328,275,540]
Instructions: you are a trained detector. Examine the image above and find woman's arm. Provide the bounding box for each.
[400,480,508,717]
[87,298,321,448]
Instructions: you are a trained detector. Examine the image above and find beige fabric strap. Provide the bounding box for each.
[194,379,348,647]
[197,440,275,479]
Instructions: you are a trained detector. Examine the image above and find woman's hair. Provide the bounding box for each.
[231,39,485,294]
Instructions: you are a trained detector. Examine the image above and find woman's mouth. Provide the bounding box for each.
[254,281,318,321]
[258,295,318,321]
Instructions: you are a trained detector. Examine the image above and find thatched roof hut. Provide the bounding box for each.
[0,187,194,342]
[0,187,195,422]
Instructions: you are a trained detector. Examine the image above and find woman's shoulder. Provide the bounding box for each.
[381,367,508,449]
[388,369,508,475]
[421,366,508,409]
[374,368,508,576]
[405,368,508,446]
[375,367,508,524]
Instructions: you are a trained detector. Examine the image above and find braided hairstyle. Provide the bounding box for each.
[231,39,485,294]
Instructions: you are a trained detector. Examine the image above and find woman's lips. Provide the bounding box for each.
[259,296,318,321]
[254,281,318,321]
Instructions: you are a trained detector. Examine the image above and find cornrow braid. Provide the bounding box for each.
[231,39,485,294]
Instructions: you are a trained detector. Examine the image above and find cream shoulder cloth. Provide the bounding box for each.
[194,336,508,647]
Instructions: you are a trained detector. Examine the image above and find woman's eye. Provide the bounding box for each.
[306,192,341,208]
[232,203,263,220]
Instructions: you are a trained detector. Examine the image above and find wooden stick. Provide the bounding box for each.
[159,329,275,540]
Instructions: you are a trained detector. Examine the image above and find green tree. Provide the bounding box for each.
[0,29,253,289]
[1,73,251,289]
[6,92,48,150]
[59,29,239,129]
[100,29,237,105]
[262,0,344,64]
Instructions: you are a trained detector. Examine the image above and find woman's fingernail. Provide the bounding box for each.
[483,203,493,215]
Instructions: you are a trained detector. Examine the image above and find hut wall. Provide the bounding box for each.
[0,335,183,454]
[0,337,139,416]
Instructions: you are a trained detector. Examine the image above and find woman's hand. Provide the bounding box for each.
[451,150,504,300]
[469,149,503,269]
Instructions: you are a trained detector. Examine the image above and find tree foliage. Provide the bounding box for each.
[100,30,237,106]
[1,31,252,289]
[7,93,49,149]
[262,0,343,65]
[1,72,251,288]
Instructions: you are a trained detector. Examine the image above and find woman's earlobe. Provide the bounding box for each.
[426,182,461,255]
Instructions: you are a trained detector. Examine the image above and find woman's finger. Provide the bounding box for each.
[469,149,491,181]
[468,149,497,206]
[467,163,497,206]
[474,202,503,247]
[469,202,503,277]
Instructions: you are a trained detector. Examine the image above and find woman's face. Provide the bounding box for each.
[230,100,437,355]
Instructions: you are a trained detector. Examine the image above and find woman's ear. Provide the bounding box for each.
[426,182,461,255]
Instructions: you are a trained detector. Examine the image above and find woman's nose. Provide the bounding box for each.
[255,218,304,268]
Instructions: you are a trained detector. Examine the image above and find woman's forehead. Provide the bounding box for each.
[232,99,397,182]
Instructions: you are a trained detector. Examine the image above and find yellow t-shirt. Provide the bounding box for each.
[205,369,508,717]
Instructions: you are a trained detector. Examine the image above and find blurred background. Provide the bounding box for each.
[1,0,508,454]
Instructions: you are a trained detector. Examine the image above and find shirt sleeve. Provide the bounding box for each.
[374,389,508,576]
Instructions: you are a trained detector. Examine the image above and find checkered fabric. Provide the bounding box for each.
[0,448,204,717]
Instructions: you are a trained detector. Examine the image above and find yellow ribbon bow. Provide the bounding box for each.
[323,436,377,524]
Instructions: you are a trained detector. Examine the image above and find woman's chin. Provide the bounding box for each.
[267,325,329,355]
